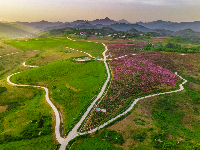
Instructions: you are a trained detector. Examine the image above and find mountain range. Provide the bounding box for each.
[1,18,200,39]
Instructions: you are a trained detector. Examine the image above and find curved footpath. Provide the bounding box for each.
[23,62,38,68]
[79,72,187,135]
[59,43,110,150]
[7,72,65,144]
[6,42,110,149]
[7,41,187,150]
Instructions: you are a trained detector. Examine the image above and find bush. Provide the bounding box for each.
[34,54,39,58]
[0,134,12,144]
[20,119,40,139]
[0,65,5,71]
[135,74,141,77]
[133,132,147,142]
[127,42,134,44]
[0,86,7,94]
[108,37,114,41]
[20,115,52,139]
[6,103,20,111]
[100,129,124,145]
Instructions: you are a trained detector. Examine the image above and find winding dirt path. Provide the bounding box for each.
[6,42,110,149]
[59,43,110,149]
[6,40,188,150]
[79,72,187,135]
[7,72,65,144]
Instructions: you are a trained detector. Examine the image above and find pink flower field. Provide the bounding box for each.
[83,44,200,130]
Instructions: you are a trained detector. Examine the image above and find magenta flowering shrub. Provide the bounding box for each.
[83,50,180,129]
[106,43,135,57]
[84,44,200,129]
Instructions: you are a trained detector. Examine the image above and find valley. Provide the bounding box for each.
[0,26,200,150]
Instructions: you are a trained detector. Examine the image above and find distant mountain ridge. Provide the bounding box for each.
[137,20,200,32]
[2,18,200,36]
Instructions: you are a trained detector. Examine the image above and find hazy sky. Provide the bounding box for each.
[1,0,200,23]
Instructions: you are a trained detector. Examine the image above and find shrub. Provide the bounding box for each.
[100,129,124,145]
[133,132,147,142]
[20,119,40,139]
[0,134,12,144]
[0,86,7,94]
[135,73,141,77]
[0,65,5,71]
[108,37,114,41]
[34,54,39,58]
[6,103,20,111]
[127,42,134,44]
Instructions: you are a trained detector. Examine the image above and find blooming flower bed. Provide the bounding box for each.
[83,45,184,129]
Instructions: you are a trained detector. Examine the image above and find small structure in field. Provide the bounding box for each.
[95,56,99,60]
[74,56,91,62]
[95,108,106,112]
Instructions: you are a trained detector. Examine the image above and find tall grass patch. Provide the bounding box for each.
[150,72,200,149]
[0,88,55,149]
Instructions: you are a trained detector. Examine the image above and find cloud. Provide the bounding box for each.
[69,0,200,6]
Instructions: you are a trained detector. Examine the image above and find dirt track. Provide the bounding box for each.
[151,37,166,43]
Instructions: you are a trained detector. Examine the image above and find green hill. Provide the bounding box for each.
[175,28,200,36]
[0,22,38,39]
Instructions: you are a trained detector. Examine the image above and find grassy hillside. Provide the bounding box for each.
[70,130,123,150]
[0,88,58,149]
[3,37,105,58]
[0,135,57,150]
[10,60,106,135]
[0,22,38,39]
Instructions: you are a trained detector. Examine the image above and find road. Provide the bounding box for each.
[59,43,110,150]
[6,42,111,149]
[7,41,187,150]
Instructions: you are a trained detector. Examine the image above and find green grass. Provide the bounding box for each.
[25,48,87,66]
[3,37,105,58]
[0,89,52,137]
[148,72,200,149]
[0,85,36,105]
[0,88,56,149]
[70,136,121,150]
[10,60,106,135]
[0,135,57,150]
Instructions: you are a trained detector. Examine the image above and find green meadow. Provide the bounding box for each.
[69,129,124,150]
[0,135,57,150]
[10,60,106,135]
[0,36,106,148]
[2,37,105,58]
[0,87,57,149]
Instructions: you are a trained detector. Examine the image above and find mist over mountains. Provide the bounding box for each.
[137,20,200,32]
[4,17,200,32]
[1,17,200,39]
